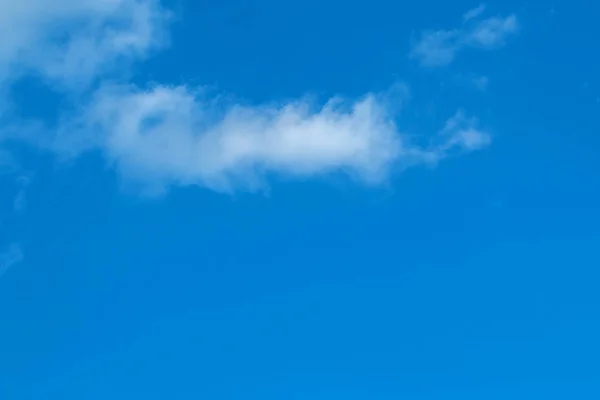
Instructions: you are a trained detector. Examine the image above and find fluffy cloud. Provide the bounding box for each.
[411,7,518,67]
[0,0,169,89]
[54,84,490,192]
[0,0,493,194]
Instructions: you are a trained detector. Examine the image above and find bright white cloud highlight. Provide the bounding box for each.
[411,8,518,67]
[55,85,491,192]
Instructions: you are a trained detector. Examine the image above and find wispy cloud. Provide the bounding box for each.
[455,73,490,91]
[463,4,487,22]
[0,243,23,280]
[411,7,518,67]
[467,15,518,49]
[0,1,493,195]
[410,30,462,68]
[437,110,491,152]
[13,189,26,212]
[0,0,169,90]
[54,84,490,193]
[13,175,31,212]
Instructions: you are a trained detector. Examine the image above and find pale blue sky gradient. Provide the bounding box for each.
[1,1,600,399]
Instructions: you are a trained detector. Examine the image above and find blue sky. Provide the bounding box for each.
[1,0,600,398]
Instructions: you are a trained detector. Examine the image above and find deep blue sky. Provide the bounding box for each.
[1,0,600,399]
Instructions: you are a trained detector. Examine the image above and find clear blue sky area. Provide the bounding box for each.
[1,0,600,398]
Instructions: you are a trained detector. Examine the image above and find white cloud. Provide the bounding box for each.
[410,30,462,68]
[437,110,491,152]
[467,15,518,49]
[0,243,23,279]
[0,0,169,89]
[52,84,491,193]
[411,8,518,67]
[0,0,493,194]
[0,0,170,176]
[463,4,487,22]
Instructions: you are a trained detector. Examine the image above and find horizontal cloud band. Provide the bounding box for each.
[54,84,491,192]
[0,0,493,193]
